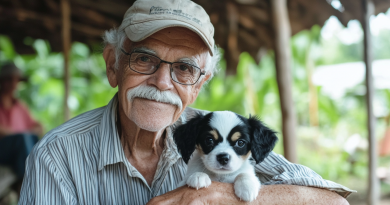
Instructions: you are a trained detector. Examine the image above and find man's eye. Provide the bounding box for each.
[139,56,150,62]
[179,64,189,71]
[205,137,214,146]
[235,140,246,148]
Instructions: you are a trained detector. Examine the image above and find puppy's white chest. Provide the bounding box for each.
[209,173,235,183]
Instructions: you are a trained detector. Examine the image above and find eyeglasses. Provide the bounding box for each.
[121,49,205,85]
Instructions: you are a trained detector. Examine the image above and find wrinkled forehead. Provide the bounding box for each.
[209,111,244,138]
[128,28,209,68]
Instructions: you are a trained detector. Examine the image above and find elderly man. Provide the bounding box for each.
[19,0,354,204]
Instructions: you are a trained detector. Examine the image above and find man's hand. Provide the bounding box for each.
[147,182,231,205]
[147,182,350,205]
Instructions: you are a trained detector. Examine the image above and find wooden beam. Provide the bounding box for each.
[61,0,71,121]
[226,2,240,75]
[238,30,260,48]
[71,6,118,28]
[362,0,379,204]
[239,6,269,24]
[70,0,128,17]
[271,0,297,163]
[0,6,106,37]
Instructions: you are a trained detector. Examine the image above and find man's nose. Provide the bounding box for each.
[148,63,174,91]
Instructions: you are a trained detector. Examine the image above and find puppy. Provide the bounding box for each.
[173,111,278,202]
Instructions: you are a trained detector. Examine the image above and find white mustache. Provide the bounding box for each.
[126,85,183,111]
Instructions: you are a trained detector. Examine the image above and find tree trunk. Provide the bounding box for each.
[271,0,297,163]
[362,0,379,204]
[61,0,71,121]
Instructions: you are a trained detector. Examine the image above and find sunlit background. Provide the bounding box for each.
[0,4,390,205]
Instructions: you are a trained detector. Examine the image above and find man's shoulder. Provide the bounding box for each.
[34,106,106,151]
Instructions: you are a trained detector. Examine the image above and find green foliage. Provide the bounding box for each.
[0,35,16,60]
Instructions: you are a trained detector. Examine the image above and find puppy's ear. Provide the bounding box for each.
[173,114,204,164]
[248,116,278,164]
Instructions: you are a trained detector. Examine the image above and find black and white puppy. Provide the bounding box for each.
[173,111,278,202]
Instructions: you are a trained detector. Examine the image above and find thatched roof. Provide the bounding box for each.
[1,0,389,73]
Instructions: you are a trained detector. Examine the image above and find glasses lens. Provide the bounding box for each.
[171,63,201,85]
[130,53,160,74]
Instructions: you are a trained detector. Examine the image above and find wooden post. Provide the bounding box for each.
[362,0,379,204]
[61,0,71,121]
[226,2,240,75]
[271,0,297,163]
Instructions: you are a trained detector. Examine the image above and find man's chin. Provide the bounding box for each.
[129,98,177,132]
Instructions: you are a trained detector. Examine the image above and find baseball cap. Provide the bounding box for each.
[0,63,27,81]
[120,0,215,56]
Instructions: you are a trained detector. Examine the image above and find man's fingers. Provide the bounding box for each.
[146,186,207,205]
[146,189,181,205]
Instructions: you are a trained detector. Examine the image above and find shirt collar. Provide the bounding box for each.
[98,94,182,172]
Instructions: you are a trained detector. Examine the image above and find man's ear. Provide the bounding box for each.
[103,45,118,88]
[173,113,204,163]
[248,116,278,164]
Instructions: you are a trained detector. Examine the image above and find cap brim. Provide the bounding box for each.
[124,19,214,56]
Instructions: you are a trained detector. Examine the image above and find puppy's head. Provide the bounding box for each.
[173,111,278,174]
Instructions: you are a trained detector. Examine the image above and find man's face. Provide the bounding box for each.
[105,27,210,132]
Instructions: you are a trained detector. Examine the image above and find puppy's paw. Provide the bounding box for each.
[186,172,211,190]
[234,174,261,202]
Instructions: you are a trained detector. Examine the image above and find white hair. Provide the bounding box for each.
[127,85,183,111]
[102,28,221,83]
[102,28,128,71]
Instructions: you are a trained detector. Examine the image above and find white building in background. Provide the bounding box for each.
[313,59,390,117]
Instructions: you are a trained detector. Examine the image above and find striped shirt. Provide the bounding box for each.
[19,95,355,204]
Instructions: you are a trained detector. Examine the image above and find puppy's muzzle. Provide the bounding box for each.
[216,153,230,165]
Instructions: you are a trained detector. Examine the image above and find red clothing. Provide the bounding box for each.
[380,128,390,156]
[0,100,36,133]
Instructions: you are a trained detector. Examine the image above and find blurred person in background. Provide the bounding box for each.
[0,63,42,193]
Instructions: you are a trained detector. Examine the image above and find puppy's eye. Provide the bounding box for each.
[205,137,214,146]
[235,140,246,148]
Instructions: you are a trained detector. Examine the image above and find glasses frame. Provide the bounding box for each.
[121,49,205,85]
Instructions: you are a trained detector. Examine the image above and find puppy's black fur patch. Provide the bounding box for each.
[173,113,210,163]
[237,115,278,163]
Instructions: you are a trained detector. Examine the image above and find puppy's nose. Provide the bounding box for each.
[216,153,230,165]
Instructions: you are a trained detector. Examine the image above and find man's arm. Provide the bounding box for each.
[147,182,349,205]
[19,147,76,205]
[255,152,355,198]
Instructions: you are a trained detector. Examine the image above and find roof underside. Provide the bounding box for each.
[0,0,389,73]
